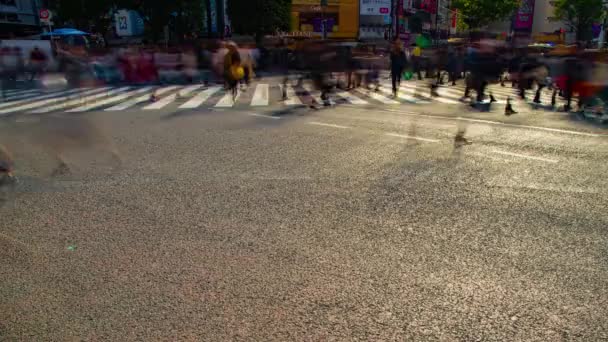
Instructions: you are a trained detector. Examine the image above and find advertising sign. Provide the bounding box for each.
[513,0,535,30]
[360,0,392,16]
[115,10,145,36]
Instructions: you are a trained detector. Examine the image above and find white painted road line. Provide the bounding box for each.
[335,90,368,104]
[385,132,439,143]
[282,85,302,105]
[308,121,351,129]
[251,84,269,106]
[177,84,204,97]
[215,89,242,107]
[400,84,459,104]
[247,113,281,120]
[0,88,98,114]
[378,85,422,103]
[491,150,558,163]
[1,89,40,101]
[303,84,336,106]
[179,86,222,109]
[30,87,130,113]
[68,87,154,112]
[143,91,181,110]
[378,108,605,137]
[360,88,400,105]
[105,86,178,111]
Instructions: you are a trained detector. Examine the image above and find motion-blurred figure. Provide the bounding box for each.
[224,44,242,101]
[0,144,14,180]
[389,40,406,97]
[0,47,21,99]
[28,46,47,82]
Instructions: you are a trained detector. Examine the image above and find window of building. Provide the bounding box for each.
[0,0,17,7]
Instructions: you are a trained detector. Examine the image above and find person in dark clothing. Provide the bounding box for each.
[563,56,580,111]
[389,41,407,97]
[28,46,47,81]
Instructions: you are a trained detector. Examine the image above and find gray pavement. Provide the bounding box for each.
[1,100,607,341]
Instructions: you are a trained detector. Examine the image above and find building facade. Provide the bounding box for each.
[0,0,41,37]
[290,0,359,39]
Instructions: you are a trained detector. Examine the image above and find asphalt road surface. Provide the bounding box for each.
[1,94,607,341]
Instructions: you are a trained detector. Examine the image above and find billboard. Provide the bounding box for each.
[360,0,391,16]
[513,0,535,30]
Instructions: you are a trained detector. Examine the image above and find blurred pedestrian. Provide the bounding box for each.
[0,144,14,180]
[412,44,423,80]
[224,45,242,100]
[28,46,47,82]
[0,47,20,98]
[389,40,406,97]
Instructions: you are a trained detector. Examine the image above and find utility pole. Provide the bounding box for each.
[321,0,328,39]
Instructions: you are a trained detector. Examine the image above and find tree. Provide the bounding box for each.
[227,0,291,39]
[552,0,606,41]
[451,0,520,29]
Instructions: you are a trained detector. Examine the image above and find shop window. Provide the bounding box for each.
[298,12,339,33]
[0,0,17,7]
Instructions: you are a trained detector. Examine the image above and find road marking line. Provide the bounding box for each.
[179,86,222,108]
[302,84,335,105]
[1,89,40,101]
[251,83,269,106]
[397,86,435,101]
[30,87,130,113]
[177,84,204,97]
[142,89,187,110]
[282,85,302,105]
[215,89,242,107]
[308,121,351,129]
[378,85,423,103]
[400,84,460,104]
[0,88,97,114]
[68,87,154,112]
[335,90,368,104]
[360,88,400,104]
[377,108,604,137]
[385,132,439,142]
[491,150,558,163]
[247,113,281,119]
[105,86,179,111]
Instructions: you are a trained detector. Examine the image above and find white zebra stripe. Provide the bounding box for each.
[251,84,269,106]
[105,86,180,111]
[30,87,130,113]
[0,88,106,115]
[179,86,222,108]
[68,87,155,112]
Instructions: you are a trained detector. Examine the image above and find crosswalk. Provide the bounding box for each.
[0,80,575,116]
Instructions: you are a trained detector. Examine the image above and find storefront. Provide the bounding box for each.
[291,0,358,39]
[359,0,392,40]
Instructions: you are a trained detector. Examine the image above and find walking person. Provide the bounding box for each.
[389,40,406,97]
[412,44,423,80]
[224,44,242,101]
[28,46,48,82]
[0,47,19,99]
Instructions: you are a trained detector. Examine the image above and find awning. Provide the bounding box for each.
[41,28,89,37]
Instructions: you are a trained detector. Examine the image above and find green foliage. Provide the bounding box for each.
[451,0,520,29]
[227,0,292,36]
[552,0,606,41]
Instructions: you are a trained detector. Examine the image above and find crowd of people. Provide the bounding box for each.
[2,37,608,116]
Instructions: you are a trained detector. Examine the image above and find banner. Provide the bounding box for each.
[420,0,437,14]
[360,0,391,16]
[513,0,535,30]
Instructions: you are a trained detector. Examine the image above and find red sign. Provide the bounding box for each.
[421,0,437,14]
[379,7,389,14]
[513,0,535,30]
[39,9,50,19]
